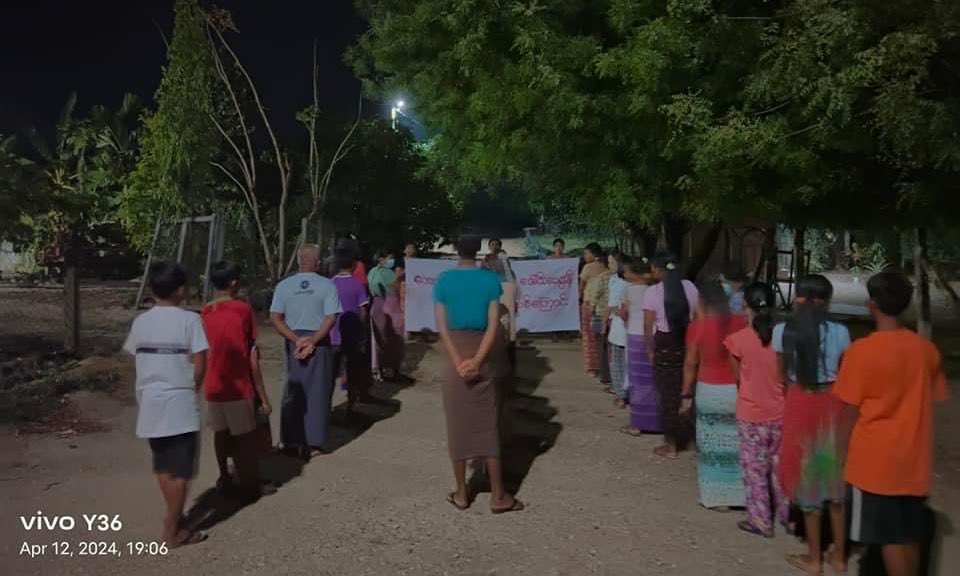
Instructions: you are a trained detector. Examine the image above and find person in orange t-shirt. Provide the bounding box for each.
[834,271,948,576]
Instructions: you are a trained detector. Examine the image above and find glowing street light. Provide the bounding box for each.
[391,100,406,130]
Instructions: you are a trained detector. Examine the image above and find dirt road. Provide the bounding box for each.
[3,334,958,575]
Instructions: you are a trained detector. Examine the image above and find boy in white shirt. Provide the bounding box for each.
[123,261,208,547]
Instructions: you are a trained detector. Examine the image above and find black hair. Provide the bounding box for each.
[744,282,775,346]
[782,274,834,386]
[335,248,356,272]
[614,253,629,278]
[553,238,565,247]
[148,260,187,300]
[700,280,730,316]
[488,237,502,247]
[724,265,747,283]
[209,260,240,291]
[626,257,650,276]
[584,242,602,257]
[374,249,393,262]
[457,235,482,259]
[867,271,913,316]
[653,252,690,342]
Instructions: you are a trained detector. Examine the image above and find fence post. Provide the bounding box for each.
[64,230,80,352]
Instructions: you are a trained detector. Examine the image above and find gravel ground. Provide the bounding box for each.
[2,332,958,576]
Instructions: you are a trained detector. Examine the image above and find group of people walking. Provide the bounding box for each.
[579,245,946,576]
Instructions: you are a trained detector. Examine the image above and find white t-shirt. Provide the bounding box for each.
[607,275,628,347]
[123,306,209,438]
[624,283,649,336]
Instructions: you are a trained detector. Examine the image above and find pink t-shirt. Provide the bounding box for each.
[723,326,784,423]
[623,283,649,335]
[641,280,699,333]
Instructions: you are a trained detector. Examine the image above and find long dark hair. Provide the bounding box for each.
[744,282,775,346]
[782,275,834,385]
[654,252,690,342]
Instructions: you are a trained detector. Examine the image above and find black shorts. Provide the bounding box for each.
[148,432,199,480]
[850,486,927,545]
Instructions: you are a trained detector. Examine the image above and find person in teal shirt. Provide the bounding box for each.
[433,236,523,515]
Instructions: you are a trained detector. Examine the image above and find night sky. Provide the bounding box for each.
[0,0,369,140]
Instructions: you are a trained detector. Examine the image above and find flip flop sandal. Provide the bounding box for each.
[653,445,679,459]
[618,425,643,437]
[170,530,207,549]
[446,492,470,511]
[737,520,773,538]
[491,499,525,514]
[786,554,822,575]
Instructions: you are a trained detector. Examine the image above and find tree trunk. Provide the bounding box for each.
[794,226,807,279]
[914,227,932,339]
[760,226,778,285]
[684,221,723,281]
[630,227,658,259]
[663,216,687,257]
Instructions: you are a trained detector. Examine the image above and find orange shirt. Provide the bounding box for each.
[833,329,948,496]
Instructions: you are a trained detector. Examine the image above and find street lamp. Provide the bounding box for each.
[391,100,405,130]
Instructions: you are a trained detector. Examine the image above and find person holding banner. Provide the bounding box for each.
[434,236,523,514]
[579,242,606,378]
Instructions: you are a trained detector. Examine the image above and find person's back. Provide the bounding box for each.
[624,283,648,335]
[126,305,208,437]
[272,272,340,335]
[202,299,256,403]
[332,273,368,347]
[725,325,782,422]
[836,329,945,496]
[687,315,747,384]
[435,267,502,330]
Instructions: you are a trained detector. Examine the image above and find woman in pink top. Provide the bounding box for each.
[723,282,787,538]
[642,252,699,458]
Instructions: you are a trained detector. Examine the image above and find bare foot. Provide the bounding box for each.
[827,548,847,574]
[786,553,822,575]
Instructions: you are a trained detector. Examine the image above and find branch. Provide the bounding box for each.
[778,123,821,141]
[210,161,254,211]
[207,19,287,184]
[208,112,253,189]
[206,24,257,184]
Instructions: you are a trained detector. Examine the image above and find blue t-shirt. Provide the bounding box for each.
[434,268,503,331]
[772,320,851,383]
[270,272,342,332]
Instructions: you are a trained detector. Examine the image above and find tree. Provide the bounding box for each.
[323,121,459,252]
[0,134,48,246]
[122,0,224,249]
[351,0,960,278]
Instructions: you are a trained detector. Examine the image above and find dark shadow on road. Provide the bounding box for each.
[325,377,413,454]
[183,450,305,532]
[468,342,562,498]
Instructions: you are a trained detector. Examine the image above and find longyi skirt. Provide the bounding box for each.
[442,330,504,461]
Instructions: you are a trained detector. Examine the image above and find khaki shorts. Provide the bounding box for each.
[208,399,256,435]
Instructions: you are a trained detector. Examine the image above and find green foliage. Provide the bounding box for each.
[0,134,48,246]
[122,0,223,249]
[323,121,459,252]
[351,0,960,238]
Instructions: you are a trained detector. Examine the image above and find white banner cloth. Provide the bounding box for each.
[403,257,580,333]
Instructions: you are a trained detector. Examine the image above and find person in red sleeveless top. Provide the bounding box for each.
[680,280,747,509]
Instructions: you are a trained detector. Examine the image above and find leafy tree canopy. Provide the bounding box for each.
[351,0,960,238]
